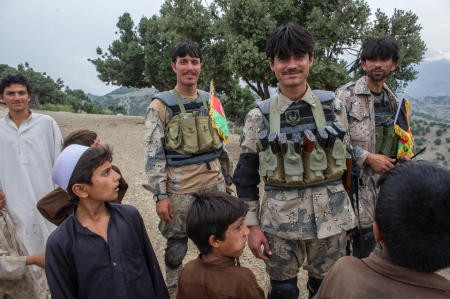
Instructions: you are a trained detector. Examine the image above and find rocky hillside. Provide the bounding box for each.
[409,95,449,121]
[90,86,157,115]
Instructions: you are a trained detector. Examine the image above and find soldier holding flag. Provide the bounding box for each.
[144,40,233,296]
[336,36,412,258]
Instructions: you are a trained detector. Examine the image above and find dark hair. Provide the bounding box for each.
[0,74,32,95]
[64,129,98,149]
[376,161,450,272]
[360,36,400,62]
[171,40,202,63]
[266,22,315,61]
[186,191,248,255]
[67,145,113,203]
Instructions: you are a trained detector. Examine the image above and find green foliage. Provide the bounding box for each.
[40,103,75,112]
[221,83,256,126]
[434,138,442,146]
[107,104,128,115]
[83,101,105,114]
[354,9,427,92]
[436,129,443,136]
[446,138,450,144]
[90,0,426,122]
[235,126,243,135]
[0,63,119,115]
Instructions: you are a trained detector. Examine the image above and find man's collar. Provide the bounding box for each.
[354,77,372,95]
[173,86,198,100]
[277,85,315,114]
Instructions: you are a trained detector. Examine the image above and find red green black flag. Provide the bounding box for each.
[209,81,229,143]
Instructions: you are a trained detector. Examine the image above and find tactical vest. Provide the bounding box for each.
[152,90,223,167]
[374,90,399,158]
[257,90,346,188]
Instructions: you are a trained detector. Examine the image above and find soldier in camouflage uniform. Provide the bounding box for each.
[233,23,356,299]
[335,37,410,258]
[144,41,233,295]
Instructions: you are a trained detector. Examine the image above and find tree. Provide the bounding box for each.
[90,0,426,122]
[107,104,128,115]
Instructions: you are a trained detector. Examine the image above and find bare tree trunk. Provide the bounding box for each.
[263,82,270,100]
[244,79,265,99]
[30,92,40,109]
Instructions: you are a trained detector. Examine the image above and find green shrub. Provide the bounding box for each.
[40,103,74,112]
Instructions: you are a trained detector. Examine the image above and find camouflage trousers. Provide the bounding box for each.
[357,167,380,229]
[159,182,225,290]
[265,231,347,281]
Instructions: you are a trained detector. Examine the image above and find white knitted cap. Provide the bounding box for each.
[52,144,89,191]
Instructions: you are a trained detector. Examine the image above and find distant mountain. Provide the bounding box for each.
[409,95,450,122]
[91,87,157,115]
[405,59,450,98]
[87,93,101,101]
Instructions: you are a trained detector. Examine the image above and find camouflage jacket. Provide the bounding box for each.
[239,87,356,240]
[335,77,399,227]
[335,77,399,169]
[144,90,233,196]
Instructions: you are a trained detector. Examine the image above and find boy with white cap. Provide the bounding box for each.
[45,144,169,299]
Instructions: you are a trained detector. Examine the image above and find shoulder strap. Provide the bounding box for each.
[269,96,280,134]
[311,93,327,128]
[198,91,208,107]
[172,90,186,113]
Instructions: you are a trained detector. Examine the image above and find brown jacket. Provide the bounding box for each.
[36,165,128,225]
[177,252,265,299]
[315,253,450,299]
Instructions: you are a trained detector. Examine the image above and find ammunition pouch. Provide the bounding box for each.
[259,137,346,187]
[153,90,224,166]
[257,90,346,188]
[375,122,399,158]
[164,113,223,155]
[375,91,399,158]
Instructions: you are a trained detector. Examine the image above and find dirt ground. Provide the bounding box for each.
[1,105,447,297]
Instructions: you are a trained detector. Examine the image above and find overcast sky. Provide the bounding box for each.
[1,0,449,95]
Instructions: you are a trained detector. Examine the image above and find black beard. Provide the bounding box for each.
[366,69,390,82]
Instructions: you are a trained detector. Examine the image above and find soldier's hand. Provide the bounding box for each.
[156,197,173,223]
[0,189,5,210]
[248,225,272,261]
[365,153,395,174]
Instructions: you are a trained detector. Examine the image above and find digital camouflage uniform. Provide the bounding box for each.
[335,77,399,229]
[144,90,231,291]
[236,87,356,283]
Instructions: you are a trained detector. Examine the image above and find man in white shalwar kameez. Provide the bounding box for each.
[0,192,49,298]
[0,74,62,296]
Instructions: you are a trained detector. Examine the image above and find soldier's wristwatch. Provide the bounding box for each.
[153,194,168,203]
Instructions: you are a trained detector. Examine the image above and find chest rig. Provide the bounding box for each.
[257,90,347,188]
[153,90,223,167]
[374,90,399,158]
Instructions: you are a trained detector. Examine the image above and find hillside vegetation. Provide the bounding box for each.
[410,96,450,167]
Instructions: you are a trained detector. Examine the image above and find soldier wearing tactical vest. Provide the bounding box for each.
[336,37,411,258]
[144,40,233,295]
[233,23,356,299]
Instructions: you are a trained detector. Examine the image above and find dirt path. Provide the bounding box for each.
[1,105,447,297]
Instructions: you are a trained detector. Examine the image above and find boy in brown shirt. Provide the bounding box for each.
[315,161,450,299]
[177,191,265,299]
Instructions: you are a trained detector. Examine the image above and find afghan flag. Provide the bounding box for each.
[393,98,413,158]
[209,80,229,143]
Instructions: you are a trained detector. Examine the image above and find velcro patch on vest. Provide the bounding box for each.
[285,110,301,126]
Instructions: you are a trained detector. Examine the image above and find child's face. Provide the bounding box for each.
[85,161,121,202]
[215,216,250,258]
